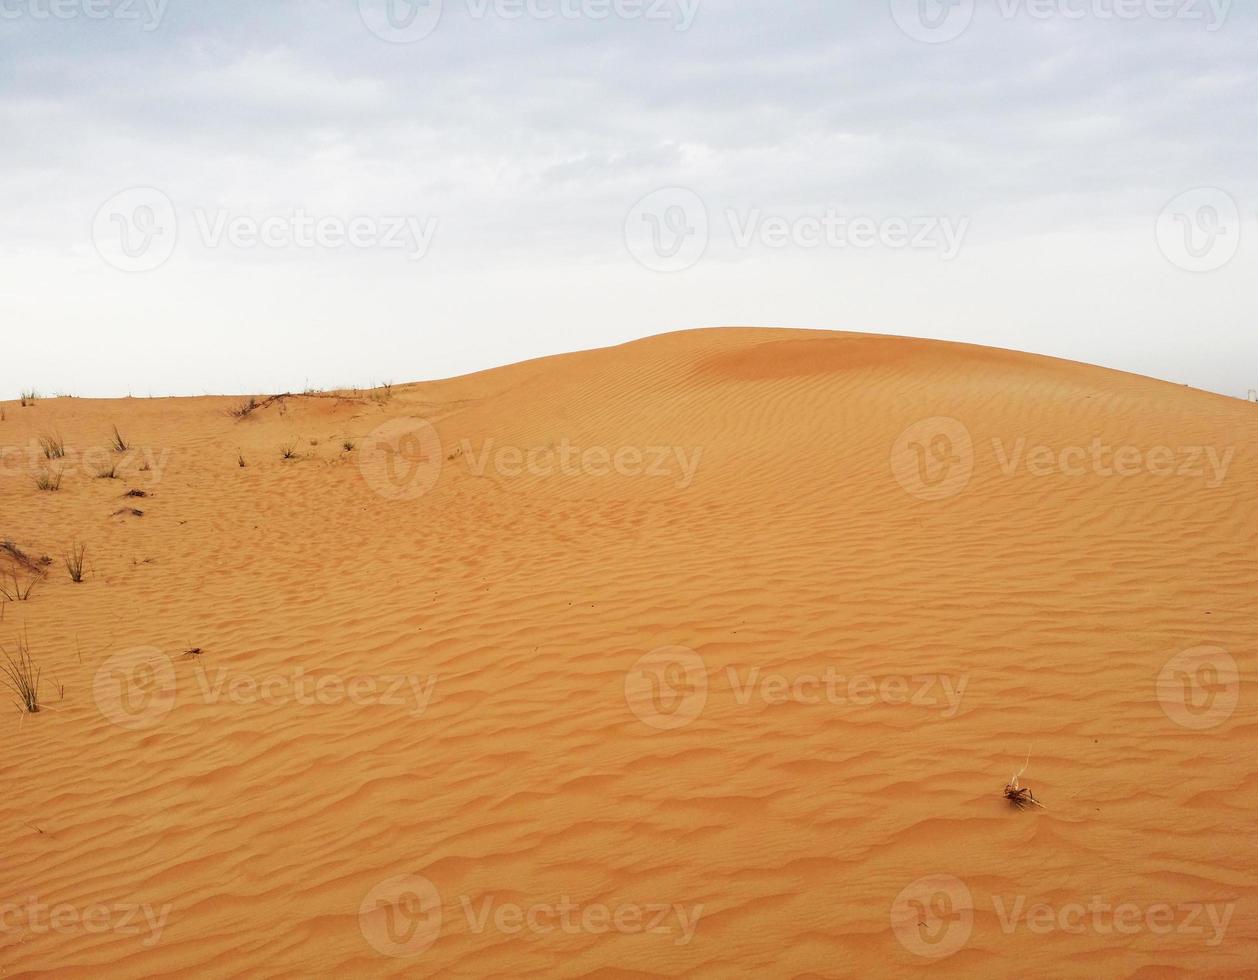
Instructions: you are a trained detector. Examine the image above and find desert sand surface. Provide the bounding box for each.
[2,327,1255,978]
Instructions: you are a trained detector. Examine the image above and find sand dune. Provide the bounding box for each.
[2,328,1255,978]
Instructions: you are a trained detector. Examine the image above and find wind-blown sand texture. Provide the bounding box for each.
[2,328,1255,978]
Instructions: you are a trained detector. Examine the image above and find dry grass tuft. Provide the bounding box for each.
[0,629,41,713]
[35,469,63,492]
[1003,753,1046,810]
[65,541,87,583]
[0,570,37,602]
[230,397,261,419]
[39,433,65,459]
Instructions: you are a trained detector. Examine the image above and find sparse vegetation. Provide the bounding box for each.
[39,433,65,460]
[95,463,119,480]
[1,541,42,573]
[111,425,129,452]
[231,391,367,421]
[35,469,63,492]
[0,629,41,713]
[65,542,87,583]
[20,389,38,406]
[280,442,299,460]
[0,569,37,602]
[1004,754,1046,811]
[238,453,247,468]
[112,507,144,518]
[124,489,148,498]
[342,439,356,452]
[231,397,260,418]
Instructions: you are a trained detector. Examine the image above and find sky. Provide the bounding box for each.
[2,0,1256,398]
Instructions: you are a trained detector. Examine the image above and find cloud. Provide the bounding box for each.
[0,0,1255,395]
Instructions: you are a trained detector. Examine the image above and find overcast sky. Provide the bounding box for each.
[2,0,1256,398]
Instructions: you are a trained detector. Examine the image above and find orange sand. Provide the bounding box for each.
[2,328,1255,978]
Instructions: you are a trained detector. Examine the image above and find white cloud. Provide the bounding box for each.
[1,0,1256,395]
